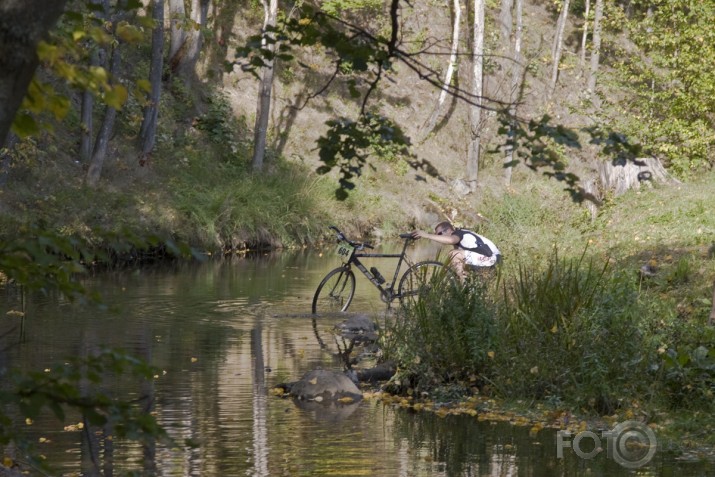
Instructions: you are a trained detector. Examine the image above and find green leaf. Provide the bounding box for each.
[11,113,40,138]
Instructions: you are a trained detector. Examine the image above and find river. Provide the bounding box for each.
[1,241,713,476]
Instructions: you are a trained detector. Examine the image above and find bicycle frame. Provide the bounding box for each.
[341,237,414,302]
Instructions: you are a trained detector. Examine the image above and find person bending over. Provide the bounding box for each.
[411,221,501,280]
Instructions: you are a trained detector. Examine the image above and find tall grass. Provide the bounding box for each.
[493,250,651,413]
[168,158,325,250]
[382,275,497,396]
[383,249,713,414]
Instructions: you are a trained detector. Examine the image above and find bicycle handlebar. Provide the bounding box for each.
[329,225,415,250]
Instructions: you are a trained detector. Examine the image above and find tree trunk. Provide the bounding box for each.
[548,0,570,99]
[79,0,104,164]
[587,0,603,95]
[169,0,209,79]
[499,0,513,44]
[421,0,461,137]
[80,46,102,164]
[0,133,18,188]
[168,0,186,64]
[86,13,122,188]
[466,0,485,192]
[503,0,522,186]
[709,282,715,325]
[0,0,69,148]
[251,0,278,172]
[579,0,591,72]
[598,157,678,196]
[86,65,119,187]
[139,0,165,162]
[184,0,210,75]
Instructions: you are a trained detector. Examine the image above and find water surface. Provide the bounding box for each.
[1,242,712,476]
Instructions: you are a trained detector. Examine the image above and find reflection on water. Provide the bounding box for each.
[1,244,713,476]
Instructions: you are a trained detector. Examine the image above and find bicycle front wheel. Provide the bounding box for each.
[398,261,455,307]
[312,267,356,314]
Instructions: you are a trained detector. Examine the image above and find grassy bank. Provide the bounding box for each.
[0,88,416,252]
[378,171,715,454]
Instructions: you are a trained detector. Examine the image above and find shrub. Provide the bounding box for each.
[382,273,496,394]
[492,251,651,413]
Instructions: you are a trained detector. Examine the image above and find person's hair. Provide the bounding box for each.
[434,221,454,235]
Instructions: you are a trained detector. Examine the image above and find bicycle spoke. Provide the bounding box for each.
[398,261,455,307]
[312,268,356,314]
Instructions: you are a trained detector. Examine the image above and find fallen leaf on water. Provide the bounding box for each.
[337,396,354,404]
[191,357,198,363]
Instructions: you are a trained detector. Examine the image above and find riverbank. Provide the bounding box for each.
[367,391,715,464]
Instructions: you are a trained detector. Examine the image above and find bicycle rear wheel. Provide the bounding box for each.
[398,260,456,307]
[312,267,356,314]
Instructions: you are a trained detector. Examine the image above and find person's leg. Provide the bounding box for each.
[448,249,467,280]
[463,252,499,283]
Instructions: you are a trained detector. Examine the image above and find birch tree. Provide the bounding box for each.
[503,0,522,186]
[466,0,485,192]
[168,0,210,79]
[579,0,591,72]
[421,0,461,137]
[586,0,603,95]
[168,0,186,64]
[251,0,279,172]
[499,0,513,44]
[549,0,570,98]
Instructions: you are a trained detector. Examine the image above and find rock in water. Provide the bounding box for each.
[289,369,363,402]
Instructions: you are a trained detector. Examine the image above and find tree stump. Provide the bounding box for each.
[598,157,678,197]
[583,178,601,223]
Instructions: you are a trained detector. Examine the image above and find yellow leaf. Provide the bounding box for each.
[308,377,318,385]
[487,351,495,359]
[116,22,143,43]
[530,366,539,375]
[529,423,544,437]
[337,396,354,404]
[36,41,60,63]
[550,324,558,333]
[190,357,198,362]
[3,457,13,467]
[73,30,86,41]
[136,79,152,93]
[104,85,128,109]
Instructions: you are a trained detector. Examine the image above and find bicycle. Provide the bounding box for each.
[311,226,456,314]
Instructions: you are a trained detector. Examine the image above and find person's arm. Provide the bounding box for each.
[411,230,459,245]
